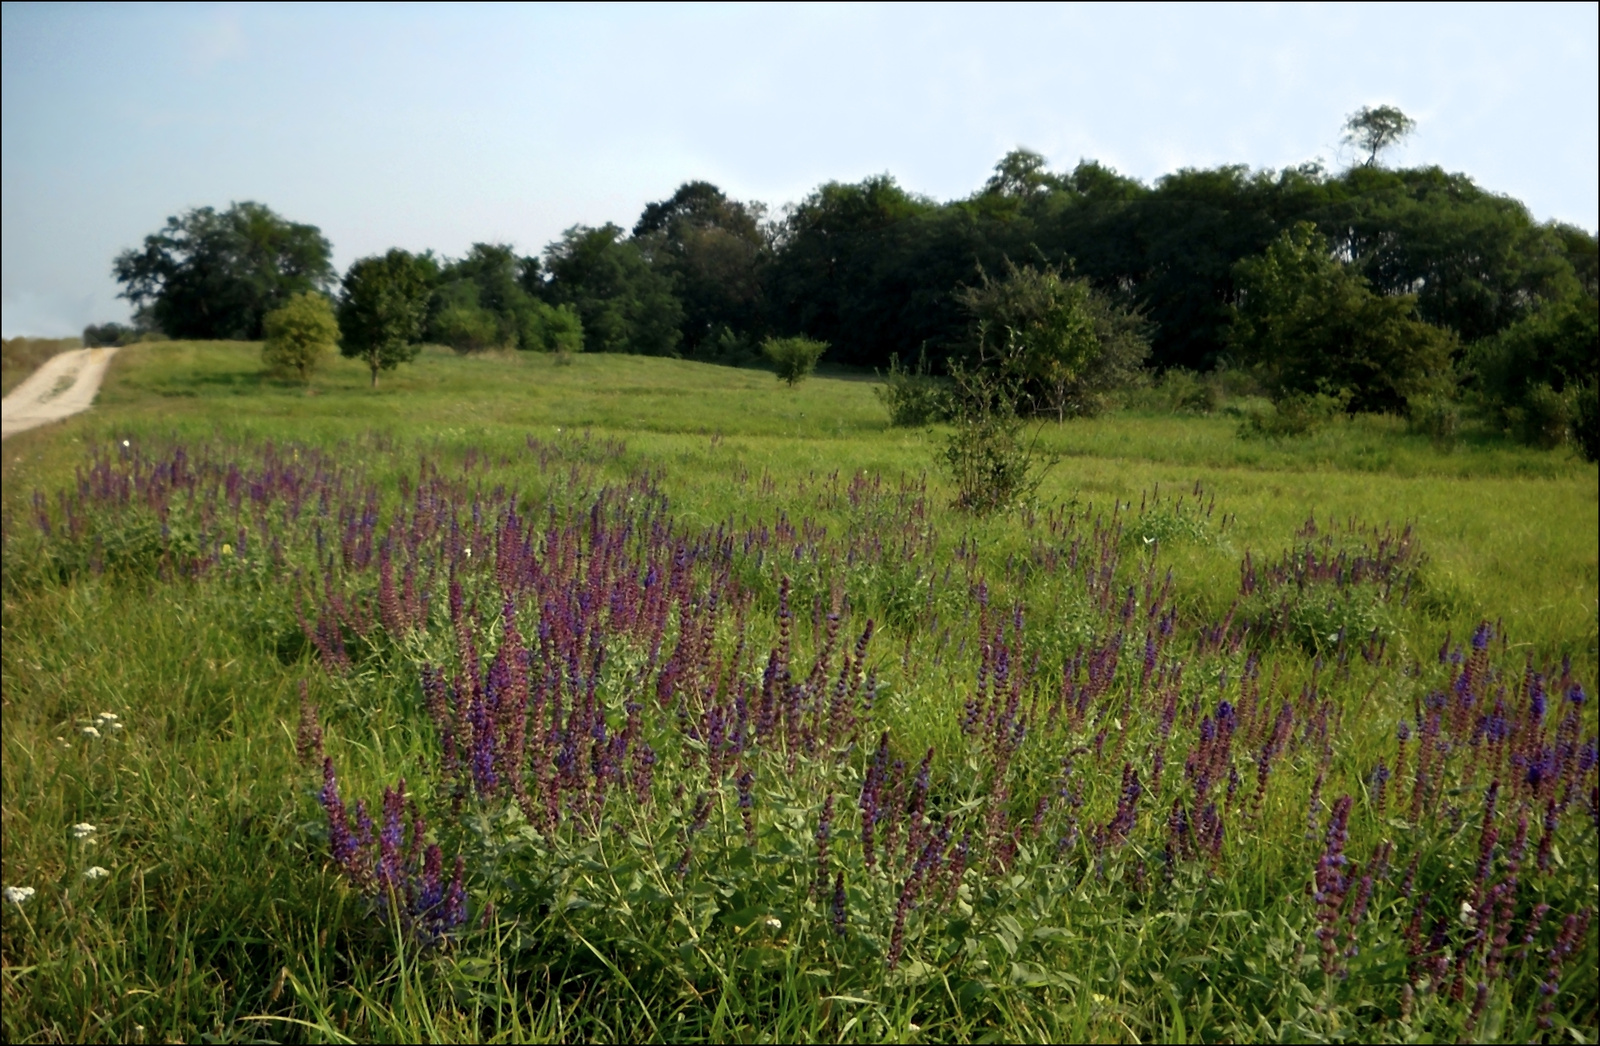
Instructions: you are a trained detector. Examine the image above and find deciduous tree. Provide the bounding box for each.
[337,249,435,387]
[113,202,333,340]
[262,292,339,383]
[1229,223,1454,413]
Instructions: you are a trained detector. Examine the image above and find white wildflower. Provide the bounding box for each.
[3,885,35,904]
[83,866,111,882]
[763,916,782,931]
[96,712,119,722]
[1458,901,1475,926]
[70,822,97,840]
[81,725,101,738]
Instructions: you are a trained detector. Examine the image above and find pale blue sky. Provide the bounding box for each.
[3,2,1596,337]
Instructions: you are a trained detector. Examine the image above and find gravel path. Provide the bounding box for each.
[1,347,119,440]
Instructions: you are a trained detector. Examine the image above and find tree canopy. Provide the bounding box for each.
[109,106,1595,434]
[1342,105,1417,166]
[543,224,682,356]
[1229,223,1455,413]
[113,202,333,340]
[338,249,435,387]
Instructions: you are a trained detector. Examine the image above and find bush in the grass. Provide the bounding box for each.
[1237,389,1349,439]
[941,343,1050,515]
[875,350,951,427]
[762,335,828,386]
[1406,392,1461,447]
[262,291,339,383]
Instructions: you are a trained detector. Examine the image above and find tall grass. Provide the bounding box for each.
[2,342,1594,1042]
[2,337,81,397]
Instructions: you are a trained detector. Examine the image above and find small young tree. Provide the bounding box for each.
[941,323,1052,515]
[262,291,339,383]
[338,249,434,387]
[762,336,828,386]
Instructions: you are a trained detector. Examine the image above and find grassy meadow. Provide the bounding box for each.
[2,341,1596,1043]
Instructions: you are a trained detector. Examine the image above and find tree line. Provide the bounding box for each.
[102,108,1598,455]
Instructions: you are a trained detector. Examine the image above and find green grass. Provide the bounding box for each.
[2,341,1596,1043]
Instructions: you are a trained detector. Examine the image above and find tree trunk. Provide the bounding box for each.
[369,351,379,388]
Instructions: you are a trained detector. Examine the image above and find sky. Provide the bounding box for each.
[3,2,1597,338]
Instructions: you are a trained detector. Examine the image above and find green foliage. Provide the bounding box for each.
[955,262,1149,420]
[1230,222,1455,413]
[82,323,137,348]
[1575,379,1600,462]
[1469,296,1598,448]
[261,291,338,383]
[1341,104,1416,166]
[874,350,952,427]
[940,340,1050,514]
[429,300,501,352]
[518,300,585,356]
[112,201,334,340]
[761,336,828,386]
[1237,390,1351,439]
[337,249,435,387]
[1405,393,1461,447]
[634,182,767,355]
[544,224,683,355]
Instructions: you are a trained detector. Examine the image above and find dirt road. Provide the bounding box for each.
[1,347,118,440]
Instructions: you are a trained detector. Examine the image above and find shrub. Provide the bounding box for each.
[762,336,828,386]
[82,322,137,347]
[517,300,584,355]
[1131,368,1219,414]
[1406,393,1460,447]
[696,325,759,367]
[875,351,951,426]
[1469,296,1597,447]
[1513,382,1577,449]
[941,353,1050,514]
[432,303,502,353]
[261,291,339,383]
[1237,389,1349,439]
[955,262,1149,420]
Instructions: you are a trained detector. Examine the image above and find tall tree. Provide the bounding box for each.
[1229,223,1454,413]
[113,202,334,340]
[1342,105,1417,166]
[633,182,768,355]
[338,249,436,387]
[543,225,682,356]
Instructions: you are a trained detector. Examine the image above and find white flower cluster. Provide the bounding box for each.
[83,866,111,882]
[79,712,123,739]
[3,885,35,905]
[70,822,97,841]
